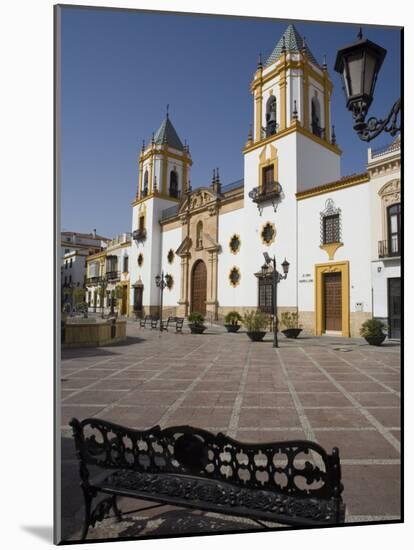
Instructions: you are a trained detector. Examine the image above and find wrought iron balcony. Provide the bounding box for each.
[106,271,120,282]
[249,181,282,204]
[132,228,147,242]
[378,239,400,258]
[249,181,283,215]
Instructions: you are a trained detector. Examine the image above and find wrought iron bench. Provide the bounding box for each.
[150,317,159,329]
[161,316,185,332]
[139,315,151,328]
[70,418,345,540]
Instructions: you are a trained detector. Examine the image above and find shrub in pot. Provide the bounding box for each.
[224,311,242,332]
[243,310,268,341]
[188,312,207,334]
[281,311,302,339]
[360,319,387,346]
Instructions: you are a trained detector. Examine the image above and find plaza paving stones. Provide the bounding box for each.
[60,322,401,541]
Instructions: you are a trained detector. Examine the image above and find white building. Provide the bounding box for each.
[85,233,131,314]
[87,24,401,338]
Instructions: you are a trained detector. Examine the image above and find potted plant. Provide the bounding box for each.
[281,311,303,339]
[188,312,207,334]
[243,310,268,341]
[224,311,242,332]
[360,318,387,346]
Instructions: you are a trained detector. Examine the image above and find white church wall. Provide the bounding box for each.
[160,225,182,311]
[217,208,245,309]
[296,133,341,192]
[297,182,372,334]
[243,132,299,310]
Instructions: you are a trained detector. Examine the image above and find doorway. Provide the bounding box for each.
[388,277,401,338]
[324,272,342,332]
[191,259,207,315]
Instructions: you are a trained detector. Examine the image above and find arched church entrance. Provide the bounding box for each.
[191,259,207,315]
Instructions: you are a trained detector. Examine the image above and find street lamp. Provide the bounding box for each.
[155,271,167,332]
[334,28,400,142]
[263,253,290,348]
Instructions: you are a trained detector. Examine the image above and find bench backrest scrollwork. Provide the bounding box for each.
[70,418,343,501]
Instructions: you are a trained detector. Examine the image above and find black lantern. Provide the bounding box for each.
[334,29,400,142]
[334,29,386,128]
[281,258,290,275]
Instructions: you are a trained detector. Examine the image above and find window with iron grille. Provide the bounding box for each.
[320,199,341,245]
[322,214,340,244]
[258,278,273,313]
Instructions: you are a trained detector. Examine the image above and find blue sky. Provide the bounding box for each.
[60,7,401,237]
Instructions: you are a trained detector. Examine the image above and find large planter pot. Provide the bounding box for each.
[246,331,266,342]
[225,324,241,333]
[365,334,386,346]
[189,324,207,334]
[282,328,303,339]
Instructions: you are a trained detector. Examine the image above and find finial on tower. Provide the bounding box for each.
[151,132,155,146]
[212,168,216,184]
[216,167,220,183]
[166,103,170,119]
[322,54,327,70]
[257,52,263,70]
[301,36,307,53]
[141,139,145,153]
[281,35,286,53]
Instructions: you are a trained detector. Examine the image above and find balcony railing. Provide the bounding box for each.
[106,271,120,281]
[132,228,147,242]
[378,239,400,258]
[86,276,102,285]
[249,181,283,204]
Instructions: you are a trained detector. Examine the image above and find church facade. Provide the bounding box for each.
[85,24,401,338]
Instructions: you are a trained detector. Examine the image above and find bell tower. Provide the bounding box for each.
[241,24,342,316]
[244,23,341,195]
[129,112,192,315]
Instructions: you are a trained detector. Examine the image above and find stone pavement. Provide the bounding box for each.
[59,321,401,542]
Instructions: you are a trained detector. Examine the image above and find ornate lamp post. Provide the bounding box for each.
[263,253,290,348]
[155,271,168,332]
[334,28,401,142]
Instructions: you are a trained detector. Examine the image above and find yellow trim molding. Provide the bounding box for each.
[315,260,350,337]
[243,124,341,156]
[320,242,343,260]
[296,172,369,201]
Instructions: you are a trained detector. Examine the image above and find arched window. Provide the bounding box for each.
[196,221,203,249]
[311,95,322,137]
[142,170,149,197]
[320,199,341,244]
[265,95,277,137]
[169,170,179,198]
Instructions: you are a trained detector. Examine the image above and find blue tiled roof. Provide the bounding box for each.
[265,24,320,68]
[153,117,184,151]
